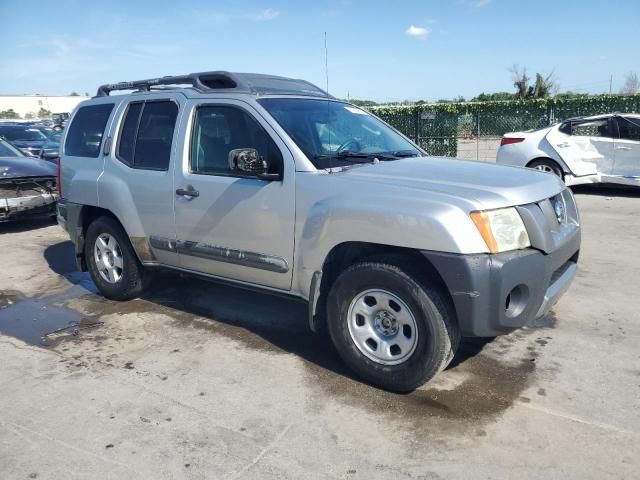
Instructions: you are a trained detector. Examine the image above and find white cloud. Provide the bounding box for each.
[473,0,492,7]
[405,25,432,40]
[255,8,280,21]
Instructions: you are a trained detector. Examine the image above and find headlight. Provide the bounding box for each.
[470,207,530,253]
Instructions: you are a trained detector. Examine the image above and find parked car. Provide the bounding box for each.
[38,131,62,162]
[0,124,48,157]
[496,113,640,187]
[0,138,58,222]
[57,71,580,392]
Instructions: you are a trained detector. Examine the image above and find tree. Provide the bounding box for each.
[0,109,20,119]
[24,112,35,119]
[620,72,639,94]
[69,92,80,96]
[37,108,51,118]
[510,65,557,99]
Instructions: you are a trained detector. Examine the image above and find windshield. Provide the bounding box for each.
[258,98,421,168]
[0,127,47,142]
[0,138,24,157]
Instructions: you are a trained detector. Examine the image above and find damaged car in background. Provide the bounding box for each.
[0,138,58,222]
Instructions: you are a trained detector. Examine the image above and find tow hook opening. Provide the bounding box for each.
[505,284,529,318]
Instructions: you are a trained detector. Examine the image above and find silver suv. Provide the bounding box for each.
[57,71,580,392]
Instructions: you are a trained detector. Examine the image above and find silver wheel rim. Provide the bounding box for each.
[533,164,555,174]
[93,233,124,284]
[347,289,418,365]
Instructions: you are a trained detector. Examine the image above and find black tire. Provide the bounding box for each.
[528,159,564,179]
[326,255,460,393]
[85,215,152,300]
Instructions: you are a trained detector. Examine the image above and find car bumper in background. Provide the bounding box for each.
[422,228,580,337]
[0,193,58,222]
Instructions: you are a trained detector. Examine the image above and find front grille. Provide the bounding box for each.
[0,177,56,199]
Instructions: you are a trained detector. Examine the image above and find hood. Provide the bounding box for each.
[339,156,564,210]
[0,156,57,179]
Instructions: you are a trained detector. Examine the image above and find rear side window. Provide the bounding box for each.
[116,100,178,171]
[65,104,114,157]
[562,119,612,138]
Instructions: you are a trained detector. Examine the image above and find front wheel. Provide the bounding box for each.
[85,216,152,300]
[326,256,459,392]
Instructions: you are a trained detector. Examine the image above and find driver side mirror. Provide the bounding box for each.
[228,148,280,180]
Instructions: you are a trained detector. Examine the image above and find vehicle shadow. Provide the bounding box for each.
[0,216,57,234]
[43,240,491,389]
[571,184,640,198]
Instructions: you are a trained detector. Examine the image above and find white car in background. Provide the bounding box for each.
[496,113,640,187]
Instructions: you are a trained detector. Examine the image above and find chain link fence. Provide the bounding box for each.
[371,95,640,162]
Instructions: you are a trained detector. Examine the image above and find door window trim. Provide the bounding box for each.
[115,98,179,171]
[187,103,284,180]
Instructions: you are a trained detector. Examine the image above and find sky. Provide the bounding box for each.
[1,0,638,102]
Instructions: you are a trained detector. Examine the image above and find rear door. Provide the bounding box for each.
[612,115,640,177]
[62,99,117,205]
[99,93,184,266]
[547,118,615,175]
[172,98,295,290]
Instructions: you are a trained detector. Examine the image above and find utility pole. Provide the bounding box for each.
[609,75,613,94]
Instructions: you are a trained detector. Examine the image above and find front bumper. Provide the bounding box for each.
[422,229,580,337]
[0,193,58,222]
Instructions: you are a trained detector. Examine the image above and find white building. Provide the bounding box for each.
[0,95,90,119]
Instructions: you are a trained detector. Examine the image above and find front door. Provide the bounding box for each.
[612,115,640,177]
[172,99,295,291]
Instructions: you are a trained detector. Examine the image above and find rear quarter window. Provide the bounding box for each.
[64,103,114,157]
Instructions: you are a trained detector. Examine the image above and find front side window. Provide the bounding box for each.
[65,103,114,157]
[258,98,420,169]
[116,100,178,171]
[190,105,282,176]
[617,116,640,141]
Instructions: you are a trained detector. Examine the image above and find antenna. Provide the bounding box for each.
[324,31,329,96]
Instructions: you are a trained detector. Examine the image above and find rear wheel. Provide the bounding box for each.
[326,256,460,392]
[528,159,564,179]
[85,216,152,300]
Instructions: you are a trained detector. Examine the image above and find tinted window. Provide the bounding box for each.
[65,104,114,157]
[117,102,143,164]
[617,116,640,141]
[190,106,282,175]
[116,101,177,170]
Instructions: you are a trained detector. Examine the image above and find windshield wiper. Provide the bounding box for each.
[314,150,370,159]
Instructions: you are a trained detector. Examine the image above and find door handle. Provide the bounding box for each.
[615,146,632,150]
[556,143,570,148]
[176,187,199,198]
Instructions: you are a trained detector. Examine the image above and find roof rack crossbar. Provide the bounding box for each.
[96,71,244,97]
[95,71,331,98]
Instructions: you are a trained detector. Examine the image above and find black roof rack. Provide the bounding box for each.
[96,71,333,98]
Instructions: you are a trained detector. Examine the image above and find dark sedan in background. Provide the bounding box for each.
[0,124,49,158]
